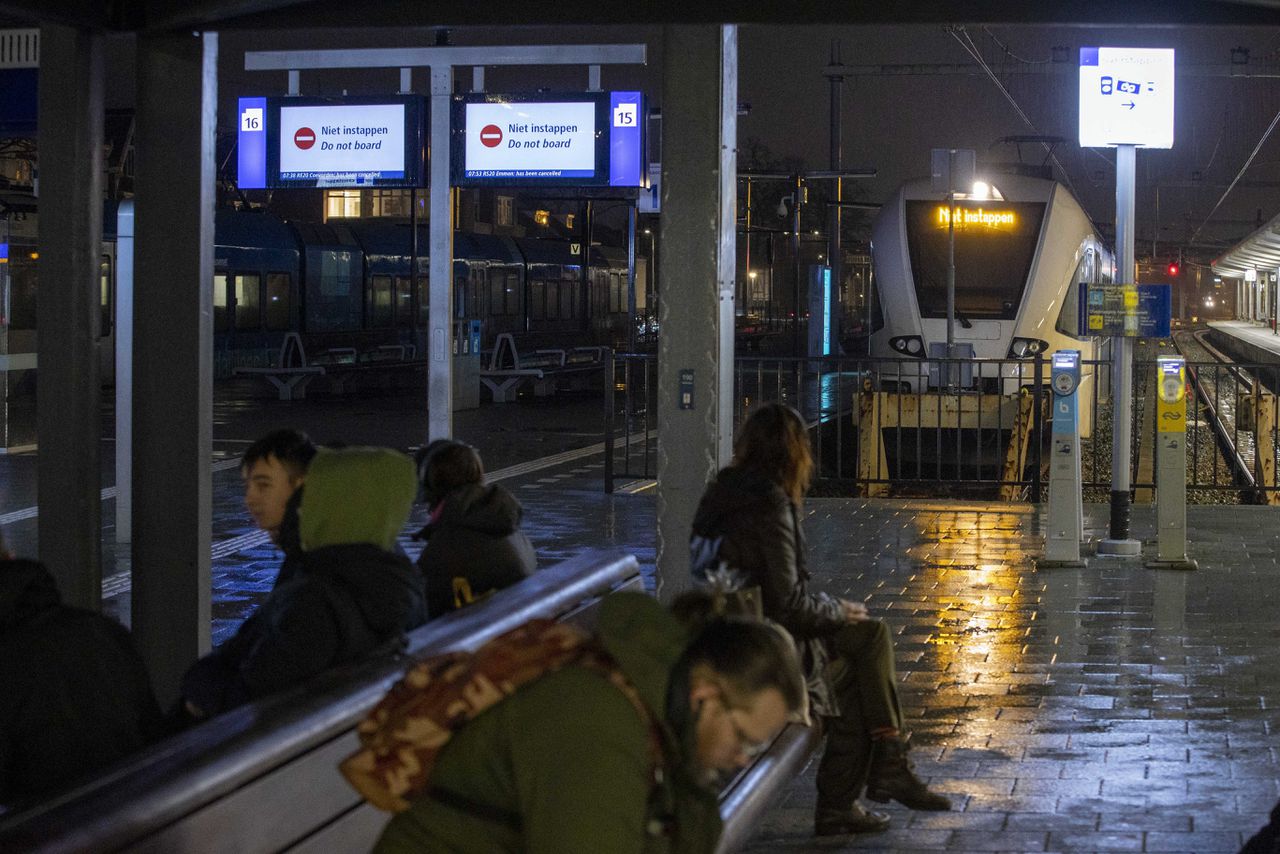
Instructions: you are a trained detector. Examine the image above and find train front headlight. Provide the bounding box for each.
[889,335,926,358]
[1008,337,1050,359]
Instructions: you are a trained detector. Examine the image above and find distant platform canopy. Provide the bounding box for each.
[1213,209,1280,280]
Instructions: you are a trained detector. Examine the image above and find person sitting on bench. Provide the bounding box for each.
[180,447,428,719]
[690,403,954,837]
[412,440,536,618]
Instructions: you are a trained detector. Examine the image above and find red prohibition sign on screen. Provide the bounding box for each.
[294,127,316,150]
[480,124,503,148]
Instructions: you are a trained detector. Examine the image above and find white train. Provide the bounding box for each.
[869,171,1114,407]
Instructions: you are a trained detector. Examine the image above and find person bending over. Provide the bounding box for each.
[371,589,806,853]
[413,439,535,618]
[180,447,427,718]
[690,402,953,837]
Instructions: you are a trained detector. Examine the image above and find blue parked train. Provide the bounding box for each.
[0,202,638,383]
[209,209,636,378]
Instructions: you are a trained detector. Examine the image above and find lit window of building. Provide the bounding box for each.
[497,196,514,227]
[325,190,362,220]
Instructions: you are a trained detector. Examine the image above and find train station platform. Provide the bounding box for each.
[1208,320,1280,363]
[3,397,1277,850]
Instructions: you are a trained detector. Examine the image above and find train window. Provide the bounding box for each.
[320,253,353,297]
[417,276,429,325]
[99,255,113,338]
[394,276,413,327]
[489,274,505,317]
[505,273,519,315]
[9,257,37,330]
[213,273,230,333]
[530,280,545,320]
[610,273,624,314]
[562,279,576,319]
[470,269,485,318]
[234,274,261,331]
[1055,257,1088,338]
[904,200,1046,320]
[265,273,290,331]
[369,275,394,328]
[545,281,559,319]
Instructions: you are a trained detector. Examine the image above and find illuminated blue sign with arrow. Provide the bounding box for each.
[1079,47,1175,149]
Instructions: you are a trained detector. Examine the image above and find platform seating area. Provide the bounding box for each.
[0,551,645,853]
[480,332,607,403]
[233,333,428,401]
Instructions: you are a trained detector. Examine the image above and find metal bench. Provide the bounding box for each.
[231,332,324,401]
[233,335,428,400]
[715,723,821,853]
[0,549,643,853]
[479,332,606,403]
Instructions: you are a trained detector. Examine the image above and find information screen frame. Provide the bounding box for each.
[451,91,645,188]
[256,94,425,190]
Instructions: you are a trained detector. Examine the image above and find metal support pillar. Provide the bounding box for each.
[36,24,104,608]
[656,24,736,602]
[627,204,637,353]
[115,202,134,545]
[825,41,844,351]
[133,31,217,703]
[1100,144,1141,556]
[427,64,455,441]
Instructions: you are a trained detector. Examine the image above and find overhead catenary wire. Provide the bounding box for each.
[1190,103,1280,245]
[946,26,1083,202]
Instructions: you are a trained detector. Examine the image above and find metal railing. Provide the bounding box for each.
[601,352,1280,502]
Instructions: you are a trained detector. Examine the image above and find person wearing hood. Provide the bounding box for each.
[412,440,536,618]
[372,590,807,854]
[180,447,428,719]
[690,403,952,837]
[0,531,162,805]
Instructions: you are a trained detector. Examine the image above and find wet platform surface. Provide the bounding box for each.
[745,499,1280,853]
[4,382,1279,849]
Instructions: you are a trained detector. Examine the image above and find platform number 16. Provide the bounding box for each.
[241,108,263,132]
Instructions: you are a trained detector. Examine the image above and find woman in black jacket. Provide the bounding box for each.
[690,403,951,836]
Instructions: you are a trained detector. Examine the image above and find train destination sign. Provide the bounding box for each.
[237,95,425,190]
[1078,47,1175,149]
[452,91,644,187]
[1079,283,1172,338]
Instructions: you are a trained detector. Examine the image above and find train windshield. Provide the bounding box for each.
[904,200,1046,320]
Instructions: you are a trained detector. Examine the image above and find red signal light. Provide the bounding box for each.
[1167,263,1180,277]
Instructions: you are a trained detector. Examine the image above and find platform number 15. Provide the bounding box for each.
[613,103,637,128]
[241,108,263,132]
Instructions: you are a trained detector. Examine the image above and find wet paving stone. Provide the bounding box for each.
[742,499,1280,852]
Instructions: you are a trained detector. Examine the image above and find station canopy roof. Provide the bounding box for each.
[1213,209,1280,280]
[5,0,1280,30]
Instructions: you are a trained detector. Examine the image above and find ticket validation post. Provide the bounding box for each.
[1150,357,1198,570]
[1044,350,1086,567]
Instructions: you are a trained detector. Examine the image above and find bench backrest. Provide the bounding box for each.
[0,550,642,854]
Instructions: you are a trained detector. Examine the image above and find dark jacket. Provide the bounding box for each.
[182,448,428,717]
[375,592,723,854]
[0,559,162,805]
[414,483,536,618]
[1242,799,1280,854]
[690,465,845,716]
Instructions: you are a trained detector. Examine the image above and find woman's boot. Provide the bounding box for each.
[865,738,951,811]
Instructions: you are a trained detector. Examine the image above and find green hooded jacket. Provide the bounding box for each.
[373,592,724,854]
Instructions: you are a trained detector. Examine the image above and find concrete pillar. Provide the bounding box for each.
[132,31,217,704]
[427,64,454,441]
[36,25,104,608]
[655,25,736,601]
